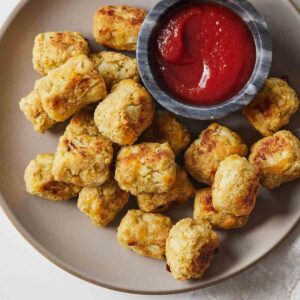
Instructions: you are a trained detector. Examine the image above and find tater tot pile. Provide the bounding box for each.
[212,155,259,217]
[21,3,300,283]
[94,79,154,146]
[141,110,191,156]
[243,78,299,136]
[89,51,139,90]
[52,110,114,187]
[166,218,219,280]
[117,210,172,259]
[137,165,195,213]
[24,153,81,201]
[78,179,129,227]
[249,130,300,189]
[184,122,248,185]
[93,5,147,51]
[19,90,57,133]
[35,54,107,122]
[33,31,89,75]
[115,142,176,195]
[194,188,248,229]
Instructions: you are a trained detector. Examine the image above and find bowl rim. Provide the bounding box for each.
[137,0,273,120]
[0,0,299,296]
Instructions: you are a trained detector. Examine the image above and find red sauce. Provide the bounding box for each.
[154,3,256,106]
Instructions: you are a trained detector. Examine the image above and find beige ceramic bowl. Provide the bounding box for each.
[0,0,299,295]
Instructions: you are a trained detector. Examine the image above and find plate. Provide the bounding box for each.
[0,0,299,295]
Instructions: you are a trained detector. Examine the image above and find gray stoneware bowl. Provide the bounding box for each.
[137,0,272,120]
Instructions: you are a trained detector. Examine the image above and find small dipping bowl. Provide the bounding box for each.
[137,0,272,120]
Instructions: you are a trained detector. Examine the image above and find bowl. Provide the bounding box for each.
[137,0,272,120]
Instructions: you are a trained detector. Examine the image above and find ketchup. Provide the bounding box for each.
[154,3,256,106]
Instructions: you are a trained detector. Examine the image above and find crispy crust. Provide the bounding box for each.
[52,110,113,187]
[19,90,57,133]
[24,153,80,201]
[141,110,192,156]
[93,5,147,51]
[77,178,129,227]
[89,51,139,90]
[33,31,89,75]
[243,78,299,136]
[117,210,172,260]
[166,218,219,280]
[249,130,300,189]
[115,142,176,195]
[34,54,107,122]
[212,155,259,216]
[184,123,248,184]
[137,165,195,213]
[194,188,248,229]
[94,79,154,145]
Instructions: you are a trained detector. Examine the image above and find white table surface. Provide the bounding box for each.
[0,1,299,299]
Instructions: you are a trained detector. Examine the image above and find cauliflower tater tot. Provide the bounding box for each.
[93,5,147,51]
[141,110,191,156]
[33,32,89,75]
[243,78,299,136]
[137,165,195,213]
[89,51,139,90]
[19,90,57,133]
[34,54,106,122]
[184,123,248,185]
[117,210,172,259]
[94,79,154,145]
[115,143,176,195]
[212,155,259,216]
[249,130,300,189]
[194,188,248,229]
[52,110,113,187]
[166,218,219,280]
[78,179,129,227]
[24,153,80,201]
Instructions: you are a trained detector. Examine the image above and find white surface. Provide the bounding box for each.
[0,1,299,299]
